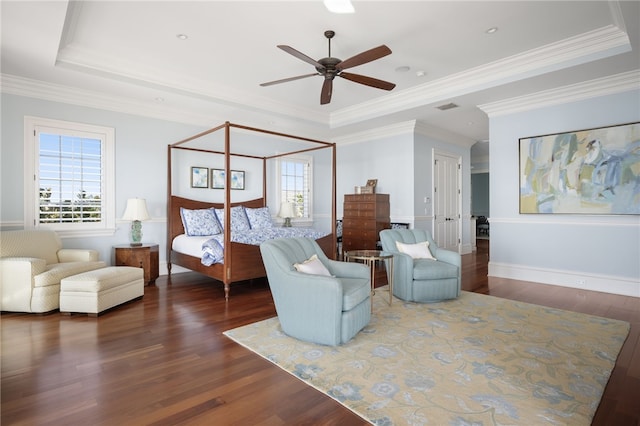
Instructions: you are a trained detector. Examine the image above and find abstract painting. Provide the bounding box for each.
[519,122,640,214]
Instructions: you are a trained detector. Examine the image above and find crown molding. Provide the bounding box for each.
[0,73,331,134]
[0,73,216,126]
[332,120,416,145]
[415,121,476,148]
[55,43,328,127]
[330,24,631,128]
[478,70,640,117]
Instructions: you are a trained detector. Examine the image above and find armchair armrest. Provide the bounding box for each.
[324,259,369,279]
[0,257,48,312]
[433,248,461,269]
[57,249,99,263]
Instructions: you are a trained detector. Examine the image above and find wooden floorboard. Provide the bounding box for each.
[1,239,638,425]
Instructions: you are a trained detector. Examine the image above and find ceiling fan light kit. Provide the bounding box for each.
[260,30,396,105]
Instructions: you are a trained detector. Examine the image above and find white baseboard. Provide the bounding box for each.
[488,261,640,298]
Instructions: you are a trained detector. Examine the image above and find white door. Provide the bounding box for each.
[434,152,461,251]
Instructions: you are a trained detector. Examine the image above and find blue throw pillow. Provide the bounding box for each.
[245,207,274,229]
[180,207,222,236]
[214,206,251,232]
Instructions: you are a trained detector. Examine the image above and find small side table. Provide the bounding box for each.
[113,243,159,284]
[344,249,394,308]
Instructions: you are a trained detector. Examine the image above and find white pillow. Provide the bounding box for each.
[396,241,436,260]
[293,254,332,276]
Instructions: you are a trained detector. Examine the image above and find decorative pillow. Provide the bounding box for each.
[180,207,222,236]
[396,241,436,260]
[245,207,274,229]
[293,254,332,276]
[214,206,251,232]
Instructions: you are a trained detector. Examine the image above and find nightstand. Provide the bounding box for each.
[113,243,159,284]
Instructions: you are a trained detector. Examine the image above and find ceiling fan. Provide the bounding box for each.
[260,30,396,105]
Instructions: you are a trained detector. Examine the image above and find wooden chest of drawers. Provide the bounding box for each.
[342,194,390,251]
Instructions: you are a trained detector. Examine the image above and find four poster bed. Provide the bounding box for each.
[167,122,337,299]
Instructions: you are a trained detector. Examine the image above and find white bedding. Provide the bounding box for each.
[172,227,329,266]
[172,234,211,258]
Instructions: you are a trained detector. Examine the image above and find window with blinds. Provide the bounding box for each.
[38,133,103,224]
[279,156,311,219]
[24,116,115,236]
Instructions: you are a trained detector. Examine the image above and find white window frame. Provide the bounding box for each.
[276,154,313,226]
[24,116,116,237]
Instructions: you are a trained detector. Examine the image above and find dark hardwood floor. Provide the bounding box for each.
[2,240,638,425]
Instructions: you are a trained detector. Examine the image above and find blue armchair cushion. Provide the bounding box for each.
[340,277,371,310]
[413,259,459,280]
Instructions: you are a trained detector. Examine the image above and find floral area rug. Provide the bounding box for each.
[223,290,629,425]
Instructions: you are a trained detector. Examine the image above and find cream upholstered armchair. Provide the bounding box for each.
[260,237,371,346]
[0,229,106,313]
[379,229,461,303]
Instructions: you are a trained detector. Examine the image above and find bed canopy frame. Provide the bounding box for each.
[167,121,337,299]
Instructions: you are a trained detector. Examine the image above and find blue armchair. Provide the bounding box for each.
[379,229,461,303]
[260,237,371,346]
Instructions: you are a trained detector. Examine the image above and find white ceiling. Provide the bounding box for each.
[1,1,639,152]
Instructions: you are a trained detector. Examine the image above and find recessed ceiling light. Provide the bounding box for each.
[176,34,188,40]
[485,27,498,34]
[395,66,410,73]
[324,0,354,13]
[416,70,426,77]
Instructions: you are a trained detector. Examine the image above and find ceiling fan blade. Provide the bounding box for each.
[260,73,319,87]
[277,45,325,69]
[320,79,333,105]
[336,45,392,71]
[339,72,396,91]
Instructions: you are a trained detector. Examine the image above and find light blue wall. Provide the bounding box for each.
[414,131,472,246]
[336,127,474,252]
[0,93,337,265]
[489,90,640,296]
[1,93,205,263]
[336,132,414,221]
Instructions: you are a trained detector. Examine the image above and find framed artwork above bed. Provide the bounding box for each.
[190,166,209,188]
[211,169,245,190]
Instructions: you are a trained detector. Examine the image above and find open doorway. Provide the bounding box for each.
[471,172,489,239]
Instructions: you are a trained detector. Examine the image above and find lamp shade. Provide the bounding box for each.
[278,202,296,219]
[122,198,150,221]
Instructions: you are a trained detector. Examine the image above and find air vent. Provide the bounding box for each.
[436,102,459,111]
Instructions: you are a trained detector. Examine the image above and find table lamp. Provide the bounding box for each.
[278,202,296,227]
[122,198,150,246]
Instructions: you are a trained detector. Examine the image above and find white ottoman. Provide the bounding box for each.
[60,266,144,316]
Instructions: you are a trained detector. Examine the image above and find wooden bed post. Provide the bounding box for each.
[223,122,232,300]
[332,143,337,259]
[167,144,173,274]
[168,121,335,299]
